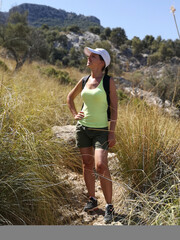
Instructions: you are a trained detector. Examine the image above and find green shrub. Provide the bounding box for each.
[67,25,81,33]
[41,67,71,84]
[117,89,129,103]
[89,26,101,35]
[0,60,9,72]
[147,52,161,65]
[49,48,68,65]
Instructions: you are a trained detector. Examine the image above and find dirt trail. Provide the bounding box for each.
[62,153,128,225]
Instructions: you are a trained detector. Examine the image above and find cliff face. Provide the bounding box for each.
[0,11,8,24]
[2,3,100,29]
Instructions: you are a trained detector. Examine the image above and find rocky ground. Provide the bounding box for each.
[52,125,128,225]
[58,153,127,226]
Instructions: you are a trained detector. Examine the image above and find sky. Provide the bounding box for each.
[1,0,180,41]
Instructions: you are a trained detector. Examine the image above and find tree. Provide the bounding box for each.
[49,47,68,64]
[41,24,49,30]
[142,35,154,51]
[158,42,175,60]
[174,39,180,57]
[57,34,68,48]
[109,27,127,48]
[150,37,161,53]
[0,12,30,70]
[93,41,112,55]
[68,47,81,67]
[89,26,101,35]
[67,25,81,33]
[104,27,111,38]
[100,27,112,40]
[28,28,50,61]
[131,36,143,56]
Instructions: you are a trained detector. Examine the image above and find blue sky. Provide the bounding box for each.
[1,0,180,40]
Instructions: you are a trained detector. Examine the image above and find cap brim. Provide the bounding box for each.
[84,47,99,56]
[84,47,110,68]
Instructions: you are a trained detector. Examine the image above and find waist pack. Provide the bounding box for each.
[82,74,111,121]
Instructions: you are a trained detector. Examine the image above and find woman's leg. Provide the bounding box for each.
[94,149,112,204]
[80,147,95,198]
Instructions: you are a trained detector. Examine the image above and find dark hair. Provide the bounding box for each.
[99,55,108,75]
[105,67,108,75]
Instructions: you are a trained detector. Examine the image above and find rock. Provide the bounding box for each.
[52,125,76,143]
[114,77,133,88]
[108,153,117,159]
[66,31,100,50]
[170,56,180,64]
[164,106,180,118]
[123,86,180,118]
[164,100,171,108]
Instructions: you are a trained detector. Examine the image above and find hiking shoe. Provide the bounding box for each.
[84,197,98,212]
[104,204,114,224]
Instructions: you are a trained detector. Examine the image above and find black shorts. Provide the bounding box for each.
[76,122,109,150]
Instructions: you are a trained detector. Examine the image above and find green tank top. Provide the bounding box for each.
[78,77,108,128]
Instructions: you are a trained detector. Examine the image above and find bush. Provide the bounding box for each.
[89,26,101,35]
[100,33,106,41]
[130,71,144,87]
[41,67,71,84]
[0,60,9,71]
[144,66,180,104]
[147,52,161,65]
[117,89,129,102]
[69,48,81,67]
[49,48,68,65]
[67,25,81,33]
[104,27,111,38]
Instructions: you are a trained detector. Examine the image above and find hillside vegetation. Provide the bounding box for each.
[0,3,100,29]
[1,10,180,107]
[0,58,179,225]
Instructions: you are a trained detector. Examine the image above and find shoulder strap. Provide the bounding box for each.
[103,74,110,95]
[82,75,90,89]
[103,75,111,121]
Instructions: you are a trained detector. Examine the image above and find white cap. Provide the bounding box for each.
[84,47,111,68]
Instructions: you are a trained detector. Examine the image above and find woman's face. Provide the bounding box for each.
[87,53,105,69]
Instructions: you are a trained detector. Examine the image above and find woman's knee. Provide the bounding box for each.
[80,147,94,169]
[95,149,108,174]
[95,161,107,174]
[82,160,94,170]
[82,155,94,170]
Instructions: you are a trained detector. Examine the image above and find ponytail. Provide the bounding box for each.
[105,67,108,76]
[99,55,109,75]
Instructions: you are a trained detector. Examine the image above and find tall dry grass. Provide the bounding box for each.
[0,57,179,225]
[114,99,180,225]
[115,99,180,188]
[0,61,82,224]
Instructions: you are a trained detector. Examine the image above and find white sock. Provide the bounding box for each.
[106,204,113,208]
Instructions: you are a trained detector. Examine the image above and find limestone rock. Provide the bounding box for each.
[52,125,76,143]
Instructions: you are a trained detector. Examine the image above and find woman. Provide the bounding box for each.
[67,47,118,223]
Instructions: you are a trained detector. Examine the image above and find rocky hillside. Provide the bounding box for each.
[0,11,8,24]
[0,3,101,29]
[61,31,180,73]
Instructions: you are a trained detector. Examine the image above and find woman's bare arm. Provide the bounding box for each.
[67,79,84,120]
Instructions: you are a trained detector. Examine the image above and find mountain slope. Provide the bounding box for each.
[0,3,101,29]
